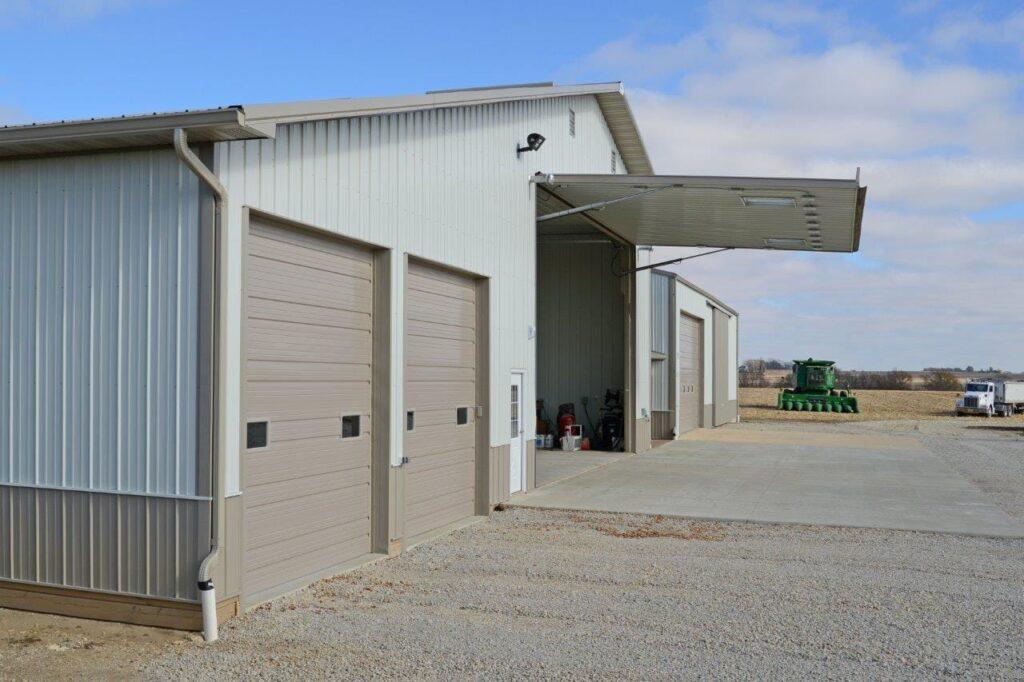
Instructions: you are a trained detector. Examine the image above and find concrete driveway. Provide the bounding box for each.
[513,424,1024,538]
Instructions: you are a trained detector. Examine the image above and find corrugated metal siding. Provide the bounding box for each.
[650,271,672,354]
[650,359,670,411]
[0,486,202,600]
[634,249,651,420]
[218,94,623,485]
[0,150,200,496]
[536,241,624,422]
[0,149,204,600]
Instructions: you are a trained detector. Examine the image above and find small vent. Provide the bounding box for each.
[569,108,576,137]
[611,151,617,174]
[456,407,469,425]
[407,410,415,431]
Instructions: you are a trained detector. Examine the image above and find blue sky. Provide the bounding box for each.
[2,0,1022,370]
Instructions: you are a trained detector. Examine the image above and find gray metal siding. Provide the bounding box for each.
[0,150,200,497]
[713,308,731,426]
[0,485,203,601]
[0,150,204,601]
[650,272,672,355]
[649,271,673,438]
[650,359,670,411]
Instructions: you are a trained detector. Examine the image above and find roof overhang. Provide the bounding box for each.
[535,173,866,252]
[0,107,273,159]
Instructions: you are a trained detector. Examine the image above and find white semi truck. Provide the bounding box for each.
[955,379,1024,417]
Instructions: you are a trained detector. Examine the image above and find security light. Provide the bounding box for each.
[764,237,806,249]
[517,132,546,157]
[742,196,796,207]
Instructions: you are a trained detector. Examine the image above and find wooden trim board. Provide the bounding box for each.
[0,580,239,632]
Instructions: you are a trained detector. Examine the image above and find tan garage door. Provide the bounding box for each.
[243,217,373,604]
[678,313,702,433]
[404,260,477,539]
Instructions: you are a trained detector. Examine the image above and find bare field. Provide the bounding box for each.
[738,387,1024,422]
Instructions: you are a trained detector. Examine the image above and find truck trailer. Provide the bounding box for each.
[955,379,1024,417]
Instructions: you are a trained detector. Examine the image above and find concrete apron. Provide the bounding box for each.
[509,427,1024,539]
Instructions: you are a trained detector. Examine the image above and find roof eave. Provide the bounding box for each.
[243,81,627,125]
[0,107,271,159]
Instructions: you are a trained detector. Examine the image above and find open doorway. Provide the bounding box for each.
[534,193,632,455]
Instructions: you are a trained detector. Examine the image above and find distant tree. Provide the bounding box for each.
[965,365,974,373]
[739,359,768,388]
[886,370,914,391]
[836,369,913,390]
[922,370,962,391]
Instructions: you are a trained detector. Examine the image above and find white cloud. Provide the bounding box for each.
[568,2,1024,370]
[929,8,1024,53]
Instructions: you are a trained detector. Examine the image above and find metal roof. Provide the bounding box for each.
[0,107,274,158]
[242,82,654,175]
[0,82,653,173]
[535,173,866,252]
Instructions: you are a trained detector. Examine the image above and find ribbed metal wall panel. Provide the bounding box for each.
[0,149,203,601]
[650,358,670,411]
[0,486,202,600]
[634,248,651,420]
[0,150,199,497]
[218,94,623,487]
[650,271,672,355]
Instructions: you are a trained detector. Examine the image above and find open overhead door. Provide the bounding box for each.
[536,174,866,252]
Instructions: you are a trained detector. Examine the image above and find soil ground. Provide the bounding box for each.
[739,387,1024,423]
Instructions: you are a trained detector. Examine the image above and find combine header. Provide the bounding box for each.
[778,358,859,413]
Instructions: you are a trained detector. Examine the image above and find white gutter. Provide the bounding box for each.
[173,128,225,643]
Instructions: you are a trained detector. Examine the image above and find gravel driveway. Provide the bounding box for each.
[4,418,1022,680]
[143,508,1022,680]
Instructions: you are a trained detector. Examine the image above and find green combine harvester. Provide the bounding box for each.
[778,358,859,413]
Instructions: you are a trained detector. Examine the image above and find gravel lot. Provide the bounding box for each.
[2,417,1022,680]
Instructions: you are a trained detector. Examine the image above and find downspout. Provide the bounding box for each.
[174,128,226,643]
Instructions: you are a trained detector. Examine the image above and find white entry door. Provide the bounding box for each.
[509,373,525,494]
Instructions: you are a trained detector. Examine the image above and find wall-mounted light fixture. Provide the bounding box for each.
[517,132,546,158]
